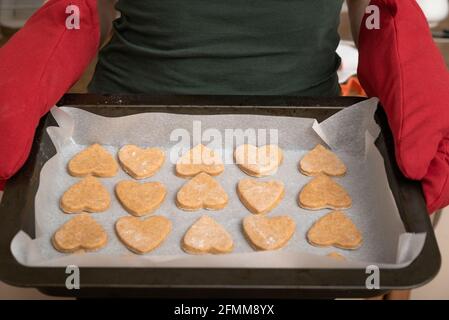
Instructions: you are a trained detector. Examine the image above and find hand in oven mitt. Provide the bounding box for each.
[0,0,99,188]
[358,0,449,213]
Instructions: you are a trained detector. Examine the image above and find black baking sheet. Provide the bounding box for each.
[0,94,440,298]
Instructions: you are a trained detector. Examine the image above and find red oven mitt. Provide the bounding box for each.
[0,0,99,189]
[358,0,449,213]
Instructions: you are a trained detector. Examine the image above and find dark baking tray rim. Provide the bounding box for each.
[0,94,441,298]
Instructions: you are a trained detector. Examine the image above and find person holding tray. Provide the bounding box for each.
[0,0,448,214]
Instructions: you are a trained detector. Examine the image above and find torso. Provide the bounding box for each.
[89,0,343,96]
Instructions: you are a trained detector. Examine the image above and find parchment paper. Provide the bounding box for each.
[11,98,426,269]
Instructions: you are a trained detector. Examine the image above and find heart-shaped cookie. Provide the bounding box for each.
[243,215,296,251]
[237,178,284,214]
[182,215,234,254]
[68,144,118,177]
[118,145,165,179]
[60,176,111,214]
[115,216,172,254]
[115,180,167,216]
[52,214,108,253]
[307,211,362,250]
[234,144,283,177]
[176,144,224,178]
[299,144,347,176]
[298,174,352,210]
[176,172,228,211]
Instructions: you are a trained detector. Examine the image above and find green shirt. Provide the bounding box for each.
[89,0,343,96]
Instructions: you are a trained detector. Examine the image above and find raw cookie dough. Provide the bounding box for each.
[234,144,283,177]
[243,215,296,251]
[176,144,224,178]
[115,180,166,216]
[299,144,347,176]
[176,172,228,211]
[298,174,352,210]
[118,145,165,179]
[237,178,284,214]
[327,252,346,261]
[68,143,118,177]
[52,214,108,253]
[307,211,363,250]
[115,215,172,254]
[60,176,111,214]
[182,215,234,254]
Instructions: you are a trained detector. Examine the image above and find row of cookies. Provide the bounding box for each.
[185,212,361,254]
[60,177,167,216]
[69,143,165,179]
[176,143,283,178]
[59,174,281,216]
[52,213,288,254]
[67,141,347,182]
[67,142,283,180]
[59,171,353,216]
[53,210,359,255]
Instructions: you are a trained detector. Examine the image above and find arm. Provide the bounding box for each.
[98,0,116,46]
[0,0,104,181]
[357,0,449,213]
[347,0,371,46]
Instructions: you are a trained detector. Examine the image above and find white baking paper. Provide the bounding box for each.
[10,98,426,269]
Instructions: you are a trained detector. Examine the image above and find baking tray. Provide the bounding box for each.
[0,94,441,298]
